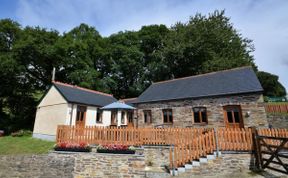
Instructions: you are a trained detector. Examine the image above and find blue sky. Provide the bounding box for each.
[1,0,288,91]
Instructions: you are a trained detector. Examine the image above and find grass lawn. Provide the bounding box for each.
[0,136,55,155]
[265,102,288,105]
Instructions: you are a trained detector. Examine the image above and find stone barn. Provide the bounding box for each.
[130,66,268,128]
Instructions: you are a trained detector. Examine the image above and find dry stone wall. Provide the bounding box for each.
[267,114,288,129]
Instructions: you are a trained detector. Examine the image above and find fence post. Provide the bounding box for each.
[213,128,220,157]
[171,144,175,176]
[251,127,262,170]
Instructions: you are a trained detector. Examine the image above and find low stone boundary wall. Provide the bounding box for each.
[267,114,288,128]
[0,149,286,177]
[0,152,146,178]
[73,152,145,177]
[0,154,74,178]
[143,146,170,168]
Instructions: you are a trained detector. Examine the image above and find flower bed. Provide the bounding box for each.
[97,144,136,154]
[54,142,91,152]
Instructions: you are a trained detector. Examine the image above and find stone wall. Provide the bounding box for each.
[143,146,170,168]
[73,152,145,178]
[181,153,286,177]
[0,152,146,178]
[0,154,74,178]
[267,114,288,128]
[135,93,268,128]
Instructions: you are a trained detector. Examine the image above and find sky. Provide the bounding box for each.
[0,0,287,91]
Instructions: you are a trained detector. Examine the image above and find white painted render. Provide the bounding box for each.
[33,86,69,140]
[38,86,67,107]
[33,85,130,141]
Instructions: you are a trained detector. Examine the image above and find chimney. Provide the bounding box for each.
[52,67,56,81]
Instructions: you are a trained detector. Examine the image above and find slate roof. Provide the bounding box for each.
[53,81,117,106]
[134,66,263,103]
[101,101,136,110]
[121,98,138,106]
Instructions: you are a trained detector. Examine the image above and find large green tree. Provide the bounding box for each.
[163,10,256,78]
[0,19,37,132]
[257,71,286,97]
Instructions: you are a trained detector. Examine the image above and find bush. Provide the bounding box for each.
[11,130,32,137]
[0,130,4,137]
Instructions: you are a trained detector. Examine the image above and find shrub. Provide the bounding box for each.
[0,130,4,137]
[11,130,32,137]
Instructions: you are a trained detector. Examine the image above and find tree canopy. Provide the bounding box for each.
[0,10,286,133]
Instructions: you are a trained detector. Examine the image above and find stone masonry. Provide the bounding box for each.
[1,149,287,178]
[0,152,145,178]
[267,114,288,129]
[135,93,268,128]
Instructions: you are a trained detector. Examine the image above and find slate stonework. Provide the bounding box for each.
[135,93,268,128]
[267,114,288,129]
[73,152,145,178]
[0,154,74,178]
[143,146,170,168]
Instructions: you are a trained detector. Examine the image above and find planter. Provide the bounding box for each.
[97,149,135,154]
[54,147,91,152]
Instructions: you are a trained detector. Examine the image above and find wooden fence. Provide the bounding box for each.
[217,128,253,151]
[56,125,288,169]
[56,125,210,146]
[265,103,288,113]
[169,128,288,169]
[170,129,216,168]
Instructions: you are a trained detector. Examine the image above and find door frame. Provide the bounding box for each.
[75,105,87,127]
[127,111,134,128]
[223,105,244,128]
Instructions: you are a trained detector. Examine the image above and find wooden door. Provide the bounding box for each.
[223,105,244,128]
[127,111,134,128]
[76,106,86,127]
[111,110,117,126]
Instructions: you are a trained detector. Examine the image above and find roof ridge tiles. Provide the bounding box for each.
[153,66,252,85]
[120,97,137,101]
[52,81,114,97]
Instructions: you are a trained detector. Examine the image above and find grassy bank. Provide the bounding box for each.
[0,136,54,155]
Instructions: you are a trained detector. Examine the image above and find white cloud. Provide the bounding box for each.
[14,0,288,90]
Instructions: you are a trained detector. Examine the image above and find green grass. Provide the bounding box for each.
[0,136,55,155]
[265,102,288,105]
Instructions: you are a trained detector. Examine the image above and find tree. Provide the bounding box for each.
[0,19,37,133]
[55,24,106,91]
[257,71,286,97]
[163,10,256,78]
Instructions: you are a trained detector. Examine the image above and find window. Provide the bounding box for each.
[121,111,125,124]
[163,109,173,123]
[226,107,241,123]
[223,105,243,128]
[76,106,86,122]
[127,111,133,123]
[193,107,207,124]
[111,111,117,125]
[96,109,102,123]
[143,110,152,123]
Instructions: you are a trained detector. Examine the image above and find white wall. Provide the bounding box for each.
[33,86,69,140]
[99,110,111,126]
[86,106,97,126]
[38,86,67,107]
[67,104,112,127]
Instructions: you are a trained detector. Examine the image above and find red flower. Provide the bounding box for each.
[56,141,89,149]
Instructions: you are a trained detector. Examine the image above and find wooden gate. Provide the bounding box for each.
[256,135,288,174]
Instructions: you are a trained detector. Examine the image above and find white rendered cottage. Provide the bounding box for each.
[33,81,134,141]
